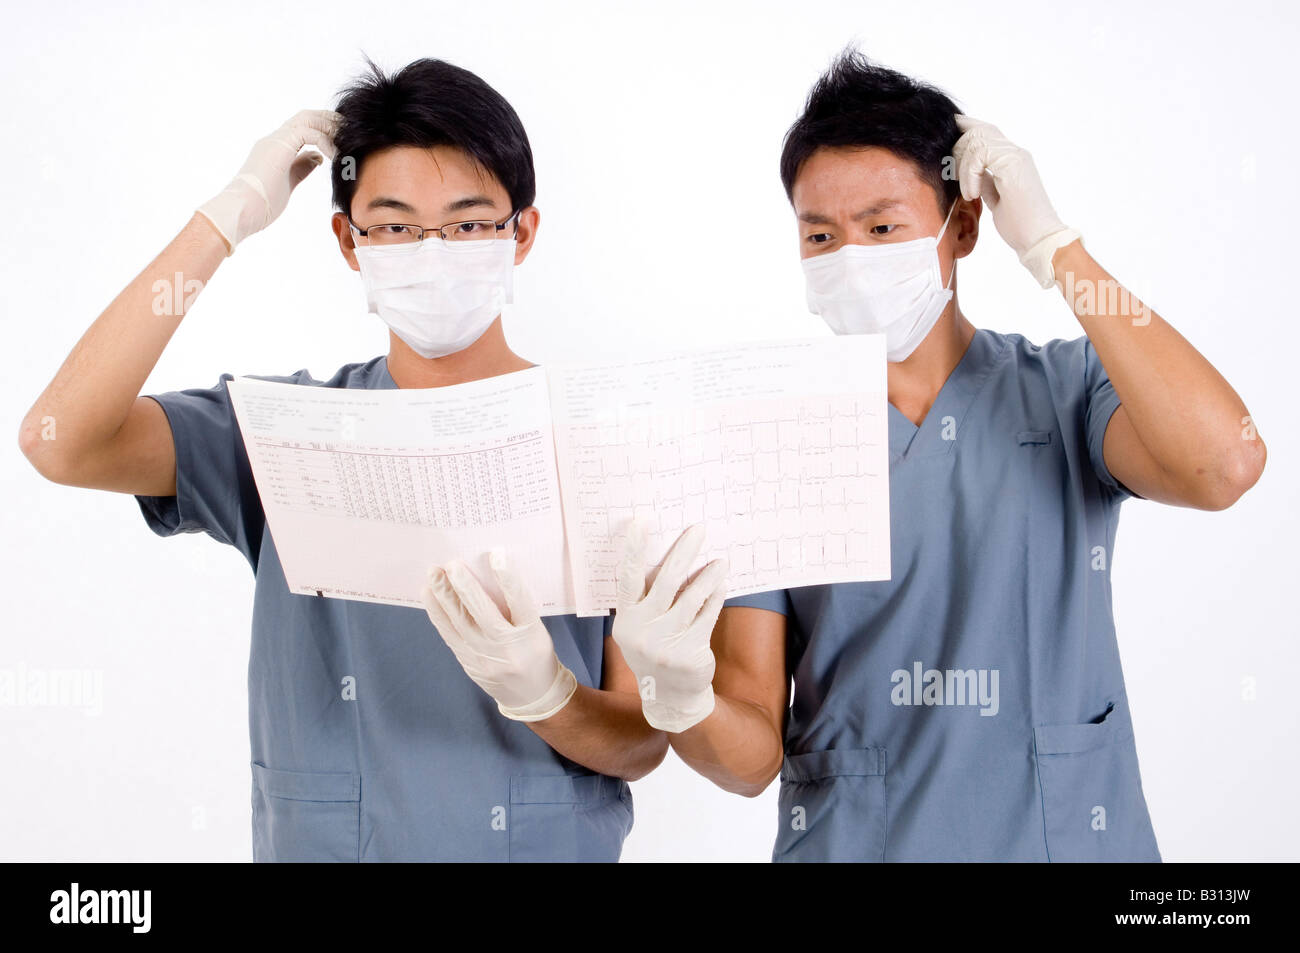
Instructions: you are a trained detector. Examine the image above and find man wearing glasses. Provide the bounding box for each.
[19,56,717,861]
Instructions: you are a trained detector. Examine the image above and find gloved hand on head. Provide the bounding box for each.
[197,109,342,256]
[952,114,1082,288]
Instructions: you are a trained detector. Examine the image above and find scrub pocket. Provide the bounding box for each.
[772,747,887,862]
[508,773,633,862]
[1034,694,1161,862]
[251,762,361,863]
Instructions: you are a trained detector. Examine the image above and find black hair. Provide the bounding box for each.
[779,49,962,214]
[330,54,536,218]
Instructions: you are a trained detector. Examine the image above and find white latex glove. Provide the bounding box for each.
[196,109,341,256]
[421,550,577,722]
[611,520,729,733]
[952,114,1082,288]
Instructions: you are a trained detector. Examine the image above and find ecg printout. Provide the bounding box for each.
[226,366,581,615]
[548,336,891,616]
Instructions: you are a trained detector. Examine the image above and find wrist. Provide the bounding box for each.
[497,662,578,723]
[1020,227,1082,289]
[1050,235,1087,276]
[642,683,716,734]
[194,202,236,257]
[190,209,233,257]
[196,176,264,257]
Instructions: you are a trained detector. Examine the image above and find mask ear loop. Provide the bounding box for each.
[936,197,958,242]
[937,199,959,289]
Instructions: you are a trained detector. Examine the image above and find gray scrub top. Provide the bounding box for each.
[724,328,1162,862]
[134,356,633,862]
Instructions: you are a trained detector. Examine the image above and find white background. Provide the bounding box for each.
[2,0,1296,862]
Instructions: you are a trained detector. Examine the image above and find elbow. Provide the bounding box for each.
[727,754,783,798]
[611,728,670,780]
[17,414,68,484]
[1196,437,1267,511]
[733,767,781,798]
[619,732,671,783]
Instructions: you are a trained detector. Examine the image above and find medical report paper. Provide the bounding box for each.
[226,336,892,617]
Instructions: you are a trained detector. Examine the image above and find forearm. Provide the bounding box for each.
[19,212,227,474]
[1053,240,1265,496]
[668,693,783,797]
[525,685,669,781]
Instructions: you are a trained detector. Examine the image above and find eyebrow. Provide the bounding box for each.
[444,194,499,214]
[365,196,419,216]
[363,194,501,217]
[798,198,908,225]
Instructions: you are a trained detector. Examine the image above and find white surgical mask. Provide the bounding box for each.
[802,200,957,362]
[353,237,517,359]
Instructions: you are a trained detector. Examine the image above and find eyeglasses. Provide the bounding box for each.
[348,210,521,247]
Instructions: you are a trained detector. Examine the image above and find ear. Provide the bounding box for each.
[511,206,541,265]
[331,211,360,272]
[952,196,981,260]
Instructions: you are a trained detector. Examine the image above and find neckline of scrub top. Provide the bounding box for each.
[373,356,541,391]
[887,327,1008,462]
[374,355,398,390]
